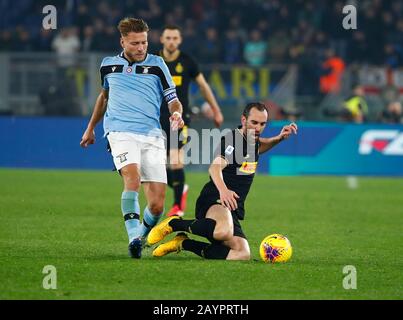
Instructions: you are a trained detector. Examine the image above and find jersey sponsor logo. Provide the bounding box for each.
[116,152,129,163]
[225,145,234,155]
[126,67,133,73]
[359,130,403,155]
[111,66,117,72]
[172,75,182,86]
[239,161,257,174]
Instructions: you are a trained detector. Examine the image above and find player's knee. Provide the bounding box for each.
[122,173,141,190]
[124,180,140,191]
[148,202,164,215]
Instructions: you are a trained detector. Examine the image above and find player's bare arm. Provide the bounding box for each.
[209,156,240,211]
[195,73,224,128]
[168,99,184,131]
[259,122,298,154]
[80,89,109,148]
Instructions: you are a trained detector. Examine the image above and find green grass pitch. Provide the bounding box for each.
[0,168,402,300]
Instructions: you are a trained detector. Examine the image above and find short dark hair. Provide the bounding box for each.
[242,102,268,118]
[118,18,149,36]
[162,24,182,33]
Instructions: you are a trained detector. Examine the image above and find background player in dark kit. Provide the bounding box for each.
[158,25,224,217]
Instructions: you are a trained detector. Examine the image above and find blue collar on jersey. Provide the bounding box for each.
[119,51,148,66]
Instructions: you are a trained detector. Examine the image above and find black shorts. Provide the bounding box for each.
[195,193,247,239]
[160,113,190,154]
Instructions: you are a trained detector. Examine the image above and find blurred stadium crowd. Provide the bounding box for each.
[0,0,402,123]
[1,0,403,67]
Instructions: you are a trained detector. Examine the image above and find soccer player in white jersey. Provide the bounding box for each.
[80,18,184,259]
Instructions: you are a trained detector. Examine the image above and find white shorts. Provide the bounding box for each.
[107,132,167,184]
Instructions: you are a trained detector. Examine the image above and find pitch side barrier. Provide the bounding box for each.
[1,116,402,176]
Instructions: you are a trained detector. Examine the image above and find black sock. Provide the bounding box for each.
[182,239,209,257]
[202,243,231,260]
[170,218,216,242]
[166,168,173,188]
[171,168,185,208]
[170,218,194,232]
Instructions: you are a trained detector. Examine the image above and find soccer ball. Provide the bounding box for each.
[259,234,292,263]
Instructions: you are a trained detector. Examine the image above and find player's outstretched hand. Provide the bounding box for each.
[80,128,95,148]
[170,112,185,131]
[219,188,240,211]
[279,122,298,141]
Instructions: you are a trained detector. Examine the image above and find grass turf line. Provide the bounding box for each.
[0,169,402,299]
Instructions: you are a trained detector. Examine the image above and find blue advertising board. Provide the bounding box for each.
[0,116,112,170]
[1,117,402,176]
[259,122,403,176]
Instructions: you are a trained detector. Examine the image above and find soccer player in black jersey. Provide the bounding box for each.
[158,25,224,217]
[148,102,298,260]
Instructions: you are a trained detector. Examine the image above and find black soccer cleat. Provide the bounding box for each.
[128,238,142,259]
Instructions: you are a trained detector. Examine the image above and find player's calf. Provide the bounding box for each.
[226,249,251,261]
[167,215,232,242]
[148,202,164,215]
[212,228,233,242]
[202,242,231,259]
[224,237,251,261]
[206,204,234,241]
